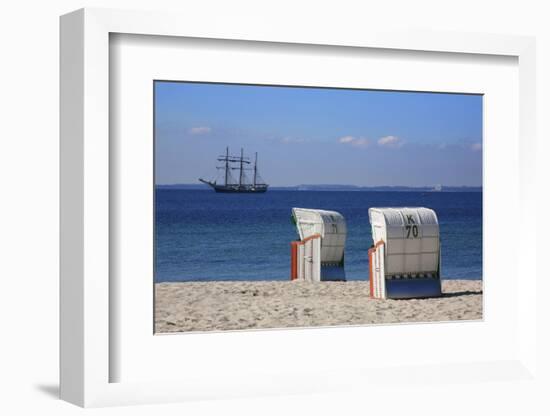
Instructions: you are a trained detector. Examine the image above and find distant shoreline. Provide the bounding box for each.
[156,184,482,192]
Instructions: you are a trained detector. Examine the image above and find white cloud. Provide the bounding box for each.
[470,142,482,151]
[338,135,355,144]
[377,135,403,148]
[337,135,370,148]
[189,126,212,135]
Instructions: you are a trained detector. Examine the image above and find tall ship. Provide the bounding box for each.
[199,147,269,193]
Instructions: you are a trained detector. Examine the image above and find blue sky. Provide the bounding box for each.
[155,81,482,187]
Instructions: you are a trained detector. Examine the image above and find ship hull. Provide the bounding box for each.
[213,185,268,193]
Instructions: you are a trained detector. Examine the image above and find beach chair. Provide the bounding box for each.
[290,208,347,282]
[368,207,442,299]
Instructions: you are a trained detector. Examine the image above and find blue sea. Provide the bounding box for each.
[155,189,482,282]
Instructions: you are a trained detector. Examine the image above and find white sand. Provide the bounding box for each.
[155,280,482,333]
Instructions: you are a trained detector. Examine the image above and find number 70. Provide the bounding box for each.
[405,225,419,238]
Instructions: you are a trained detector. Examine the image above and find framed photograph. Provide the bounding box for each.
[153,80,483,334]
[60,8,538,408]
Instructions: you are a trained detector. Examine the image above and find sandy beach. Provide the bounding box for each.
[155,280,482,333]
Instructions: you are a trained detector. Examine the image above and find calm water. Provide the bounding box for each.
[155,189,482,282]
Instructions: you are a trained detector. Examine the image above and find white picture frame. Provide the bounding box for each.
[60,7,538,408]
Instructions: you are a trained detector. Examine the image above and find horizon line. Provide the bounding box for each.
[156,183,482,188]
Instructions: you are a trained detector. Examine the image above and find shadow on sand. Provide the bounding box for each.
[441,290,483,298]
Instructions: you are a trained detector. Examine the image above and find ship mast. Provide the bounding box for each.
[239,148,244,187]
[254,152,257,186]
[224,146,229,186]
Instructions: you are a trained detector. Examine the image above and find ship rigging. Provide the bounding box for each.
[199,147,269,193]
